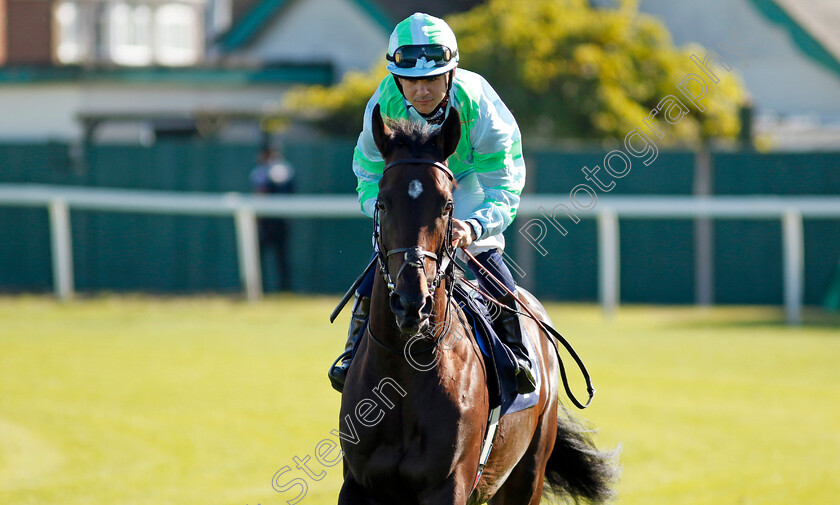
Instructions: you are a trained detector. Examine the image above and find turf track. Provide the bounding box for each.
[1,296,838,505]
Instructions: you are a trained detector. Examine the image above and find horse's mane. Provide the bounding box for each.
[385,117,437,146]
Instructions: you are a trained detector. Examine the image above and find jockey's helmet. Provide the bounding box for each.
[386,13,459,79]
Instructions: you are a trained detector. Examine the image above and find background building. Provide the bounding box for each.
[0,0,481,141]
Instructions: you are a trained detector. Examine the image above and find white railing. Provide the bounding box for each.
[2,183,839,324]
[517,195,840,325]
[0,184,359,303]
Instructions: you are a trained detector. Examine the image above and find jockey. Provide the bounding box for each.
[329,12,535,395]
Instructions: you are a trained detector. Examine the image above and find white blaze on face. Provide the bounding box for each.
[408,179,423,199]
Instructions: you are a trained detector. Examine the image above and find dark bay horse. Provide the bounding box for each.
[338,104,616,504]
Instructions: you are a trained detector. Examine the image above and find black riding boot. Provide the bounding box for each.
[328,294,370,393]
[494,293,537,394]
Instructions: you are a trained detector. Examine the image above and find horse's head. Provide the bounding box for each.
[371,103,461,335]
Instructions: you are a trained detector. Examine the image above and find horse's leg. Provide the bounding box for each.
[488,405,558,505]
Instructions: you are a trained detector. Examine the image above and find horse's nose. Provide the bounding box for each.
[390,291,434,334]
[390,290,432,319]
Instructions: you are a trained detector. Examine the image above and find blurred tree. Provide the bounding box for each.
[280,0,745,143]
[281,68,388,137]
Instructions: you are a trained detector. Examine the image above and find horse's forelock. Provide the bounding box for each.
[382,118,455,190]
[384,118,437,146]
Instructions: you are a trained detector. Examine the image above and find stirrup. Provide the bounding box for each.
[328,351,352,393]
[493,295,536,395]
[514,357,536,394]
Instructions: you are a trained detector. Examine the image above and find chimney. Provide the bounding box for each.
[6,0,54,65]
[0,0,7,64]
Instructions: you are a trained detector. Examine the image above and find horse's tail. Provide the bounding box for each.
[543,409,620,504]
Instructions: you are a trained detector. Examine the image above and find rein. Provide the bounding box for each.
[365,324,439,355]
[461,249,597,410]
[364,293,460,356]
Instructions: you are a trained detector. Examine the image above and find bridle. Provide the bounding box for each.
[373,158,458,297]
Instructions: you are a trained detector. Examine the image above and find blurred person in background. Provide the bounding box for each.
[328,12,533,395]
[250,144,295,291]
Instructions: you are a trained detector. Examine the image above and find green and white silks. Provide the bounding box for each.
[352,69,526,254]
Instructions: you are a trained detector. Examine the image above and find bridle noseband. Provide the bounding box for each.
[374,158,457,295]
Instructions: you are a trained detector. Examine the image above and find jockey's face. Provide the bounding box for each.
[398,74,448,115]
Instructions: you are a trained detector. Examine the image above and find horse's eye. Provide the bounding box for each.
[443,201,453,214]
[376,200,386,212]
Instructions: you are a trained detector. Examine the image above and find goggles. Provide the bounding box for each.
[387,44,456,69]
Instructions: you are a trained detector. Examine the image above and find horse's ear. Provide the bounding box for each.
[437,107,461,160]
[371,103,392,157]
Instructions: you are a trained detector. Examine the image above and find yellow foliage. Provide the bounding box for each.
[281,0,748,143]
[281,66,389,136]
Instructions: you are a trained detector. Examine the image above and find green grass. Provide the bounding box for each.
[1,296,838,505]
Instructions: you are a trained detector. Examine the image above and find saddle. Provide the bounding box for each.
[333,258,594,411]
[344,278,540,416]
[452,280,541,416]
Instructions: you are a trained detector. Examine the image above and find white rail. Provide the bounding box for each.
[2,184,839,324]
[0,184,360,302]
[519,195,840,325]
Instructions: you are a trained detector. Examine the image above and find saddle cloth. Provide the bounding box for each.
[452,281,541,416]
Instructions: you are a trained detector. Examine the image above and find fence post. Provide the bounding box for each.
[235,207,263,301]
[598,208,620,318]
[48,198,75,300]
[782,209,804,325]
[693,147,714,306]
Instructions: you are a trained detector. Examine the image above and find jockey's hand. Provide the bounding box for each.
[451,219,477,249]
